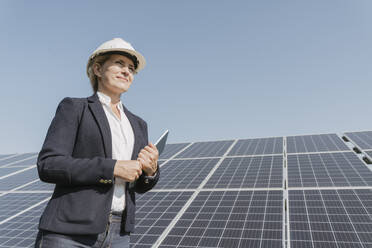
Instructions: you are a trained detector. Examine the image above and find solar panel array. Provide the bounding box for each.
[1,131,372,247]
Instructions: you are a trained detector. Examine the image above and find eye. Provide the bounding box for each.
[129,67,135,74]
[115,60,124,66]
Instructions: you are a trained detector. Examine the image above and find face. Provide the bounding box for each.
[94,54,136,95]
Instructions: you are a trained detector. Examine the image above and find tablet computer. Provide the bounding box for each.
[155,130,169,155]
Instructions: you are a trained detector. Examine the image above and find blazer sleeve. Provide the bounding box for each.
[37,97,116,186]
[134,120,160,194]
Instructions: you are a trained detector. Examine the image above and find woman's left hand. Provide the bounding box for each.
[137,142,159,176]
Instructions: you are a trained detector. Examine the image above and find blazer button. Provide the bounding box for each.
[108,180,112,183]
[144,179,149,184]
[99,179,104,183]
[104,180,108,184]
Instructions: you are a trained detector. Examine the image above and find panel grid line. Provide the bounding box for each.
[152,139,238,247]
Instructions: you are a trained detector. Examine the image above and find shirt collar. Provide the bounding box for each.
[97,91,123,111]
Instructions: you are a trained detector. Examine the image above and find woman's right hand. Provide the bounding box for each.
[113,160,142,182]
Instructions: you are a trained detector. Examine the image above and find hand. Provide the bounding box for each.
[113,160,142,182]
[137,143,159,176]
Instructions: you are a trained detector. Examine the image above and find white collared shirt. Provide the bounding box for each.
[97,91,134,213]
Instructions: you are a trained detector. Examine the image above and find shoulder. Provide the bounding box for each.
[55,97,87,121]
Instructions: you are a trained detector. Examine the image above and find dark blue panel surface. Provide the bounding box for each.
[0,200,47,247]
[289,189,372,248]
[7,157,37,167]
[228,137,283,156]
[159,143,190,160]
[288,152,372,187]
[176,140,234,158]
[155,159,219,189]
[345,131,372,150]
[287,134,349,154]
[131,191,193,248]
[159,190,283,248]
[0,193,50,223]
[0,168,39,191]
[0,153,37,167]
[204,156,283,189]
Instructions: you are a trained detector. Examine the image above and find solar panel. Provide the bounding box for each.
[15,180,54,191]
[0,153,37,167]
[345,131,372,150]
[289,189,372,248]
[155,159,220,189]
[131,191,193,248]
[228,137,283,156]
[158,190,283,248]
[175,140,234,158]
[0,193,50,223]
[0,167,28,177]
[287,134,350,154]
[159,143,190,160]
[1,131,372,247]
[0,200,48,248]
[0,154,15,160]
[5,157,37,167]
[287,152,372,187]
[0,168,39,191]
[204,156,283,189]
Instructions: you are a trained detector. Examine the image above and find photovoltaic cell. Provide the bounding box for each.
[155,159,219,189]
[0,153,37,167]
[5,157,37,167]
[130,191,193,248]
[15,180,55,191]
[175,140,234,159]
[204,156,283,189]
[0,168,39,191]
[0,154,14,160]
[159,143,190,160]
[159,190,283,248]
[228,137,283,156]
[289,189,372,248]
[287,152,372,187]
[345,131,372,150]
[0,167,28,177]
[0,200,47,248]
[0,193,50,223]
[287,134,350,154]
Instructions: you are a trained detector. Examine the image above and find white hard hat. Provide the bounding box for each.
[87,38,146,74]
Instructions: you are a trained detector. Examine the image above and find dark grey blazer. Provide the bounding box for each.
[37,93,159,235]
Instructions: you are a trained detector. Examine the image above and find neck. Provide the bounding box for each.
[97,88,121,104]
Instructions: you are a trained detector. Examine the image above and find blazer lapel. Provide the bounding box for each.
[122,104,141,160]
[88,94,112,158]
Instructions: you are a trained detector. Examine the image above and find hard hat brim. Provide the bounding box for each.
[86,47,146,76]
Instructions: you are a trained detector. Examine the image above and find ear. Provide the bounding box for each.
[93,63,102,78]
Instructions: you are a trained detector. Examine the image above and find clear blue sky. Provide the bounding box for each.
[1,0,371,154]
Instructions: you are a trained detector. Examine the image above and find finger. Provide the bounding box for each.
[138,153,151,164]
[139,149,152,158]
[149,143,159,153]
[143,146,156,157]
[136,160,143,170]
[143,147,158,161]
[146,144,159,155]
[137,157,146,167]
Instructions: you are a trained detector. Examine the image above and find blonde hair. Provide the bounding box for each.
[87,54,112,93]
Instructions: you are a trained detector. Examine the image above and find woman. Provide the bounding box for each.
[34,38,160,248]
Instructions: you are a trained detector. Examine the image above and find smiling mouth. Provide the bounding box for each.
[117,77,128,82]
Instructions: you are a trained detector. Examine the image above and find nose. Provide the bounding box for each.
[121,66,130,76]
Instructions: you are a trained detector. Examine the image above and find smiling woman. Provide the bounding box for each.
[94,54,135,98]
[34,38,160,248]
